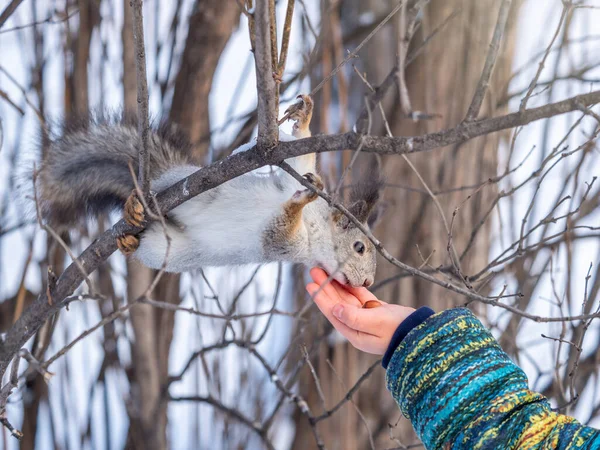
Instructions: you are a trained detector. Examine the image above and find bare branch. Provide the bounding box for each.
[0,89,24,115]
[169,395,276,450]
[465,0,512,121]
[519,1,571,111]
[131,0,151,194]
[0,353,22,440]
[0,0,24,29]
[0,7,78,35]
[277,0,296,77]
[254,0,279,149]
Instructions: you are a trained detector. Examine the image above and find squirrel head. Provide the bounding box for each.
[326,167,384,288]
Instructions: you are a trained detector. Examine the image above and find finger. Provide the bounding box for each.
[307,284,385,354]
[309,268,342,302]
[309,268,361,306]
[307,283,367,338]
[310,267,378,306]
[342,285,381,305]
[329,279,364,306]
[331,303,383,335]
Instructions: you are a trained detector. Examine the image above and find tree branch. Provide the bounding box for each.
[0,353,21,440]
[277,0,295,77]
[254,0,278,149]
[464,0,512,121]
[131,0,151,194]
[169,395,275,450]
[0,0,24,29]
[1,89,600,378]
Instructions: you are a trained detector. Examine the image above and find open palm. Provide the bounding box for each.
[306,268,416,355]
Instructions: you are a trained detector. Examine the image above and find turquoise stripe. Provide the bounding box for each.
[385,308,600,449]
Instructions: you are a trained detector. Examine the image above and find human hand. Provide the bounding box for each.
[306,268,416,355]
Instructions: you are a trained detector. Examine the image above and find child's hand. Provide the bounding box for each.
[306,268,416,355]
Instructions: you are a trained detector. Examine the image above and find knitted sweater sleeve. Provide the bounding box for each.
[385,308,600,449]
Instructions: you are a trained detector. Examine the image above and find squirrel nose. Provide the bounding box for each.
[363,278,373,288]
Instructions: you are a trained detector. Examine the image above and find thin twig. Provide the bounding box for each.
[0,7,78,34]
[0,353,22,440]
[396,1,412,116]
[0,0,24,29]
[519,1,571,111]
[277,0,296,77]
[0,66,43,122]
[310,0,409,97]
[301,345,328,412]
[313,360,380,422]
[0,90,24,115]
[169,395,276,450]
[465,0,512,121]
[326,360,376,450]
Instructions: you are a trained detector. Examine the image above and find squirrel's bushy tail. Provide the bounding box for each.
[38,112,193,228]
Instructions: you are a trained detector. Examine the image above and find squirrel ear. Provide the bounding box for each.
[348,157,384,223]
[332,208,343,223]
[332,207,352,229]
[332,199,377,228]
[367,201,387,229]
[348,199,368,223]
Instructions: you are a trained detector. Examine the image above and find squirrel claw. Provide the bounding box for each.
[284,95,312,121]
[285,95,313,138]
[117,234,140,255]
[292,173,323,203]
[303,172,324,191]
[124,190,145,227]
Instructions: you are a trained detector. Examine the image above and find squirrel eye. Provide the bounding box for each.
[353,241,365,255]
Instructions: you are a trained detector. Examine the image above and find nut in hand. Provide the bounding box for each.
[362,300,382,309]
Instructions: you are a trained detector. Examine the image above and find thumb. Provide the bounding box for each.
[332,303,369,332]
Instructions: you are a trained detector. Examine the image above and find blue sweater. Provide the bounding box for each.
[384,308,600,449]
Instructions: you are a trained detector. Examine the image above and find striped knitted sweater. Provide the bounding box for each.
[385,308,600,449]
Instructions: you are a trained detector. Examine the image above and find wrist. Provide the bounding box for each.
[382,306,435,369]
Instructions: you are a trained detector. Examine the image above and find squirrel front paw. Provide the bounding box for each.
[119,190,145,256]
[117,234,140,255]
[124,190,146,227]
[292,173,324,203]
[285,95,313,138]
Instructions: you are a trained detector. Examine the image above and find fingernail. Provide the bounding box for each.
[332,304,344,319]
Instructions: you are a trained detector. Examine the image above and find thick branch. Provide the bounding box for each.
[1,89,599,378]
[131,0,151,193]
[254,0,278,149]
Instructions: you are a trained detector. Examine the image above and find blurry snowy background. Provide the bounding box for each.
[1,0,599,449]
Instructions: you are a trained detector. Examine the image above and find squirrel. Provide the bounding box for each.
[37,95,382,287]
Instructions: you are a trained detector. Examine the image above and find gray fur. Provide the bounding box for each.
[38,112,191,228]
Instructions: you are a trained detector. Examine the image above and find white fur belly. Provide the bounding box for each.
[134,167,296,271]
[135,216,270,271]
